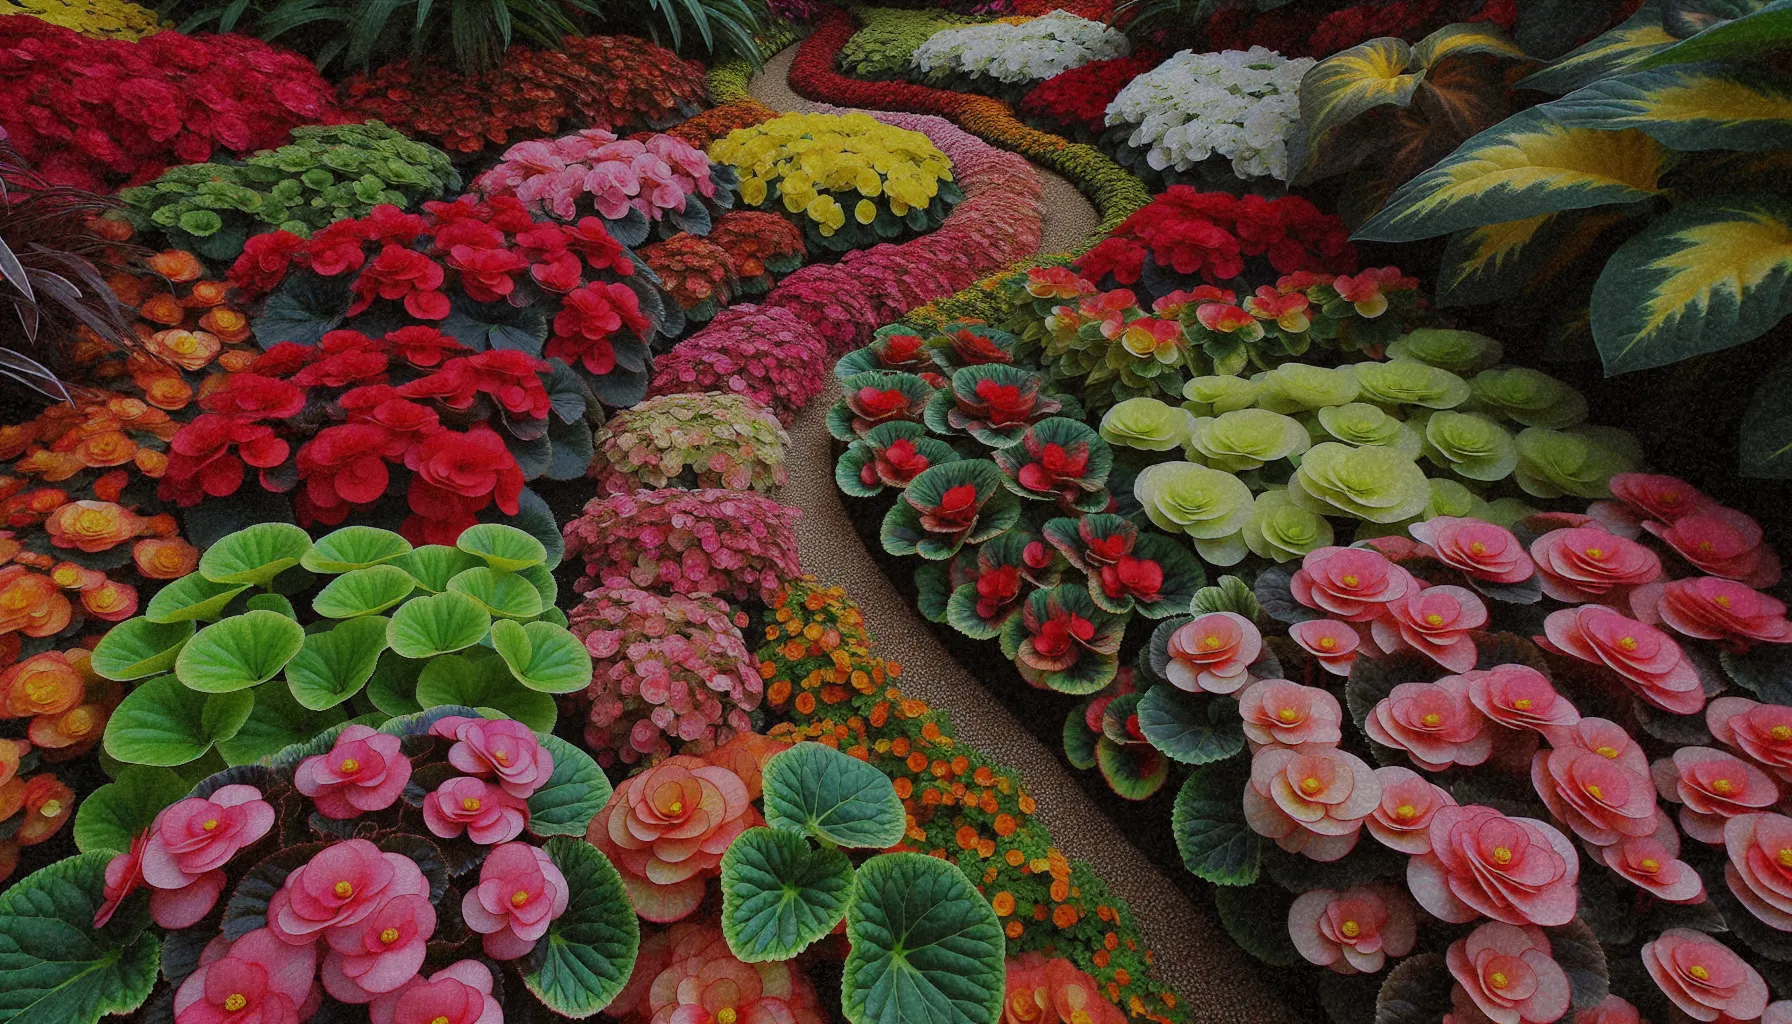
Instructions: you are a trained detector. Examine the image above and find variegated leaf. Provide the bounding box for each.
[1636,0,1792,66]
[1516,0,1631,59]
[1356,107,1671,242]
[1541,63,1792,152]
[1591,194,1792,372]
[1437,208,1642,305]
[1413,23,1532,66]
[1521,3,1678,94]
[1295,37,1422,180]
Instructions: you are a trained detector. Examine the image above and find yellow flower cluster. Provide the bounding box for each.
[710,112,953,237]
[2,0,164,39]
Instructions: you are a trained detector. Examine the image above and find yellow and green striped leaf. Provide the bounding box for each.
[1295,37,1422,181]
[1591,194,1792,372]
[1437,207,1643,305]
[1541,64,1792,152]
[1355,107,1671,242]
[1637,0,1792,66]
[1413,23,1531,67]
[1521,4,1678,94]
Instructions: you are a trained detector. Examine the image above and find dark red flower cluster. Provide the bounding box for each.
[160,327,546,544]
[640,234,738,315]
[1018,53,1163,140]
[706,211,807,293]
[647,305,828,424]
[1077,187,1358,291]
[0,19,341,191]
[1203,0,1518,59]
[339,35,708,157]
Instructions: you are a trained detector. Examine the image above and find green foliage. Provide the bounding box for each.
[72,767,190,856]
[523,837,640,1017]
[843,853,1006,1024]
[721,827,856,961]
[0,854,160,1024]
[839,8,988,80]
[762,742,908,849]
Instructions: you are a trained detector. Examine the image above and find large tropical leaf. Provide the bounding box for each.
[1541,64,1792,152]
[1356,107,1671,241]
[1521,2,1677,93]
[0,854,159,1024]
[1590,194,1792,372]
[1437,207,1642,304]
[1636,0,1792,66]
[1298,38,1424,157]
[842,853,1005,1024]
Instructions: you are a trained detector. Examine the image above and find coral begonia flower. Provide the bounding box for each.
[431,716,554,798]
[1372,584,1488,673]
[589,755,756,922]
[1652,746,1778,844]
[1541,605,1704,714]
[1243,745,1380,862]
[422,777,527,846]
[1291,546,1413,621]
[321,892,436,1003]
[268,839,428,944]
[1165,611,1260,695]
[0,652,85,719]
[44,500,146,553]
[1467,664,1580,735]
[1530,526,1661,604]
[1287,883,1416,975]
[1602,836,1705,903]
[1408,516,1535,585]
[1708,696,1792,782]
[1642,928,1768,1023]
[1724,812,1792,930]
[1366,766,1456,855]
[143,784,275,929]
[369,960,502,1024]
[1288,618,1360,676]
[1237,678,1342,748]
[1530,744,1657,847]
[1366,675,1492,772]
[462,842,569,960]
[1446,921,1571,1024]
[1634,575,1792,649]
[172,928,317,1024]
[295,725,412,819]
[1608,472,1717,524]
[1408,805,1579,926]
[1643,508,1782,589]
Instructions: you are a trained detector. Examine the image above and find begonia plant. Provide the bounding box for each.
[564,488,803,604]
[589,392,788,495]
[705,210,807,296]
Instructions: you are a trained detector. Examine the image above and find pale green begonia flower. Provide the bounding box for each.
[1352,359,1471,410]
[1469,367,1588,429]
[1242,488,1334,562]
[1254,363,1361,413]
[1385,328,1504,374]
[1188,409,1311,471]
[1422,411,1517,482]
[1314,402,1422,458]
[1099,397,1196,451]
[1287,441,1431,523]
[1514,426,1639,499]
[1133,461,1253,565]
[1182,375,1261,417]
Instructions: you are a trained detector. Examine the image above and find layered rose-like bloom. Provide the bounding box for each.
[1468,665,1580,735]
[1530,527,1661,605]
[587,754,756,921]
[1367,765,1457,855]
[1573,995,1643,1024]
[1243,744,1380,861]
[1541,605,1704,714]
[1632,575,1792,649]
[369,961,502,1024]
[1408,805,1579,926]
[640,924,826,1024]
[1287,883,1416,974]
[173,928,317,1024]
[1002,952,1127,1024]
[1643,509,1782,589]
[143,784,276,929]
[1372,585,1488,673]
[1652,746,1778,844]
[1602,836,1705,903]
[422,777,527,845]
[1289,618,1360,675]
[430,716,554,798]
[348,244,448,319]
[1237,678,1341,748]
[268,840,428,945]
[1709,696,1792,782]
[1643,928,1768,1023]
[1367,675,1492,772]
[1725,812,1792,930]
[1409,517,1535,585]
[1531,740,1657,847]
[1608,472,1716,524]
[44,500,146,553]
[321,893,436,1003]
[1290,546,1413,621]
[295,726,412,819]
[462,842,568,959]
[1447,922,1571,1024]
[1163,611,1260,694]
[1550,717,1652,775]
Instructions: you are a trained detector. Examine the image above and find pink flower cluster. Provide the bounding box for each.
[567,587,762,766]
[95,784,275,930]
[419,716,555,845]
[646,304,829,423]
[1288,544,1490,674]
[474,128,718,223]
[564,488,803,605]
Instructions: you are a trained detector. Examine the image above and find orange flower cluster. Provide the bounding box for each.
[92,242,259,413]
[758,579,1181,1023]
[0,648,114,882]
[666,98,778,150]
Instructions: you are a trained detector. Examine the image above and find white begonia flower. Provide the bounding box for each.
[1105,46,1314,182]
[910,11,1129,84]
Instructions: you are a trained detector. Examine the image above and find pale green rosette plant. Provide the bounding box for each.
[1514,425,1641,499]
[1469,366,1589,429]
[1420,410,1518,482]
[1181,374,1261,417]
[1287,441,1432,524]
[1385,328,1504,374]
[1187,409,1311,471]
[1241,488,1334,562]
[1352,359,1472,410]
[1254,362,1361,413]
[1313,402,1423,458]
[1098,396,1195,451]
[1133,461,1254,564]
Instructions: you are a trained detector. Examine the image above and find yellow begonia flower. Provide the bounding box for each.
[855,199,877,225]
[740,177,768,207]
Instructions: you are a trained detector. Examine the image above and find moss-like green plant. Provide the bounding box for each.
[838,8,986,80]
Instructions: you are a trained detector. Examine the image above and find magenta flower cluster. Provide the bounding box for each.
[646,304,829,424]
[564,488,803,604]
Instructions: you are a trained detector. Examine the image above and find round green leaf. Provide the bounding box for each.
[523,837,639,1017]
[144,575,249,624]
[1136,686,1247,765]
[300,526,413,573]
[490,619,592,694]
[414,652,555,732]
[73,766,189,855]
[365,654,425,717]
[176,611,306,693]
[447,567,543,619]
[284,616,389,710]
[456,523,547,572]
[1172,766,1263,887]
[387,592,491,659]
[103,676,251,767]
[197,523,313,587]
[90,619,195,681]
[392,545,482,594]
[843,852,1005,1024]
[762,742,906,849]
[0,853,161,1024]
[528,733,613,837]
[721,827,856,962]
[312,565,416,618]
[515,563,558,609]
[215,683,347,767]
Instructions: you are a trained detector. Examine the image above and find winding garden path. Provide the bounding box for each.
[750,46,1298,1024]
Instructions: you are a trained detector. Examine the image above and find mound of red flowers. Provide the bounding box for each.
[1018,52,1163,142]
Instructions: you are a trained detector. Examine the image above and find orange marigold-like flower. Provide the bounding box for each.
[134,448,170,477]
[82,581,138,622]
[146,329,222,372]
[0,570,72,638]
[133,537,200,579]
[16,774,73,845]
[138,293,187,326]
[73,430,137,468]
[44,501,146,553]
[0,652,84,719]
[992,891,1016,916]
[148,250,204,283]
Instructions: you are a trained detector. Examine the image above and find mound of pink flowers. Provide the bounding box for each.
[563,488,803,604]
[473,128,720,224]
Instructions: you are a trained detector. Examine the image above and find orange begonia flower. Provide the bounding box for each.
[216,349,258,373]
[0,652,84,719]
[146,329,222,372]
[140,373,195,411]
[0,738,20,787]
[82,581,138,621]
[0,777,23,820]
[92,470,131,503]
[44,500,147,553]
[17,774,74,845]
[72,429,138,468]
[148,250,204,283]
[199,307,252,343]
[48,561,104,591]
[133,536,201,579]
[138,292,187,326]
[29,701,107,751]
[184,280,231,308]
[11,450,83,483]
[0,538,18,564]
[135,448,170,477]
[0,570,73,638]
[0,424,37,462]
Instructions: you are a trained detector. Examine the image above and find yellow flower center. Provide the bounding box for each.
[1618,637,1638,651]
[1299,777,1321,795]
[1277,707,1299,723]
[432,1018,450,1024]
[39,800,60,818]
[494,750,510,765]
[463,797,482,811]
[669,801,683,814]
[1690,965,1710,981]
[340,758,359,774]
[1492,847,1512,865]
[1699,541,1715,553]
[512,890,530,907]
[1341,575,1360,588]
[1490,973,1509,990]
[1584,548,1604,560]
[1470,542,1486,555]
[1513,699,1532,710]
[1394,804,1416,821]
[1586,784,1603,800]
[1595,745,1620,759]
[1716,595,1732,608]
[51,566,80,587]
[202,819,219,831]
[1317,637,1336,651]
[380,927,399,945]
[1204,636,1222,649]
[1422,713,1442,727]
[1424,614,1444,626]
[76,509,110,533]
[1340,920,1360,938]
[334,880,354,898]
[1641,858,1660,872]
[1775,726,1792,742]
[717,1010,738,1024]
[1713,779,1735,795]
[1779,848,1792,868]
[224,994,247,1012]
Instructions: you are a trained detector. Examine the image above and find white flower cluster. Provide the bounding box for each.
[909,10,1129,85]
[1105,46,1315,182]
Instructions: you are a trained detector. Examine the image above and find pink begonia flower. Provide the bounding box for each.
[1237,678,1342,748]
[1652,746,1779,844]
[431,716,554,798]
[295,725,412,819]
[422,777,528,845]
[1530,741,1657,847]
[370,960,502,1024]
[1242,744,1380,862]
[1367,765,1457,854]
[1632,575,1792,649]
[1366,675,1493,772]
[1290,546,1414,622]
[321,893,436,1003]
[1724,812,1792,930]
[1540,605,1705,715]
[1709,696,1792,782]
[1288,618,1361,675]
[1643,508,1783,589]
[1602,836,1705,903]
[1372,585,1489,673]
[462,842,569,959]
[1573,995,1642,1024]
[142,784,275,929]
[1547,717,1651,776]
[1360,535,1427,562]
[1607,472,1717,524]
[1164,612,1261,694]
[583,161,641,220]
[95,829,149,929]
[1447,922,1571,1024]
[1408,517,1535,585]
[268,839,428,945]
[1408,805,1579,926]
[1529,526,1661,605]
[1643,928,1768,1023]
[1286,883,1416,974]
[1467,665,1580,735]
[174,928,318,1024]
[1771,1002,1792,1024]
